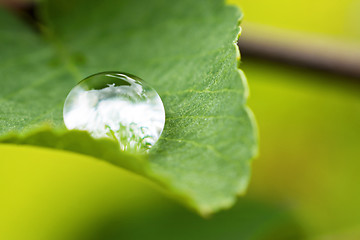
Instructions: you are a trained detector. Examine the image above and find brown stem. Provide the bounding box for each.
[238,23,360,79]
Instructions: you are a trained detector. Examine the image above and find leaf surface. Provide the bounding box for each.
[0,0,257,214]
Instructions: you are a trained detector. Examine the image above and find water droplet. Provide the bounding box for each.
[63,72,165,153]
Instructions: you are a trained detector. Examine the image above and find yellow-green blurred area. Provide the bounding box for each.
[1,0,360,239]
[231,0,360,40]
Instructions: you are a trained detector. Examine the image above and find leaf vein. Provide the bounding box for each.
[161,88,242,97]
[161,137,230,162]
[0,69,64,104]
[166,115,242,121]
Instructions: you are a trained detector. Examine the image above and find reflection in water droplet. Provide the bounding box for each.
[63,72,165,153]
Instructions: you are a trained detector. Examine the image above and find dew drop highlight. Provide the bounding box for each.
[63,72,165,153]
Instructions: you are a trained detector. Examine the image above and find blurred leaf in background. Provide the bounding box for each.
[0,145,304,240]
[230,0,360,238]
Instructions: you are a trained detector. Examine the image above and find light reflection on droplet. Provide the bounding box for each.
[63,72,165,153]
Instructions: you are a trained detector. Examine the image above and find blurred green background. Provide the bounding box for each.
[1,0,360,239]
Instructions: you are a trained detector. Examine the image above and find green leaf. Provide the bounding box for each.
[0,0,257,214]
